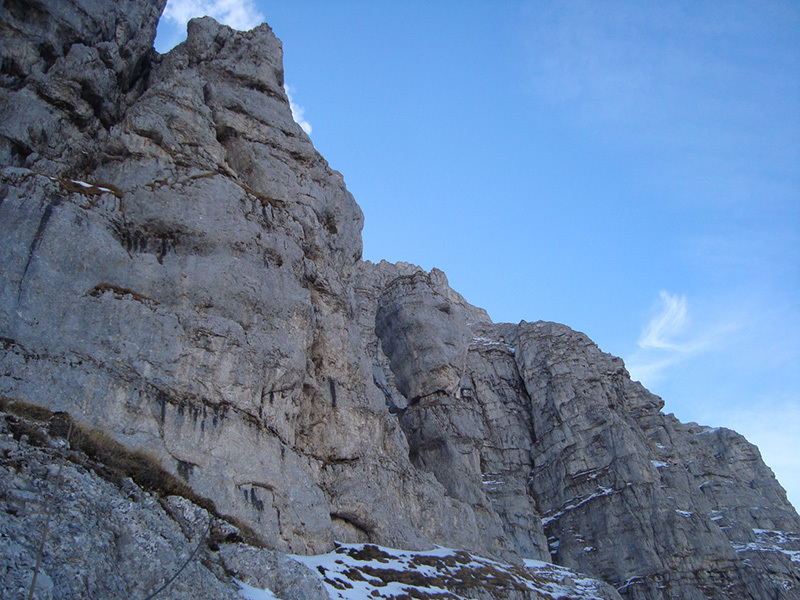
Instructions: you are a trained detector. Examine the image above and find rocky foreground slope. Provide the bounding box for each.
[1,1,799,598]
[0,400,621,600]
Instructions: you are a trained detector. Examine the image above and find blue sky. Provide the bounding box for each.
[155,1,800,509]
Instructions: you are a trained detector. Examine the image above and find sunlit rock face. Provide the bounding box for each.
[1,1,799,598]
[375,269,471,403]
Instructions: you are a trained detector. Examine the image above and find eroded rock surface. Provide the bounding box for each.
[513,322,800,598]
[0,405,617,600]
[0,407,258,600]
[1,1,798,599]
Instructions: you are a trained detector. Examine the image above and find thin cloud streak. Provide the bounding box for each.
[626,290,736,385]
[521,1,799,213]
[284,85,313,136]
[638,290,690,351]
[523,3,792,141]
[625,355,683,385]
[162,0,264,31]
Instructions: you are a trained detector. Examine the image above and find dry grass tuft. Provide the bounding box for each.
[1,396,54,422]
[1,396,266,547]
[88,282,158,306]
[67,422,216,509]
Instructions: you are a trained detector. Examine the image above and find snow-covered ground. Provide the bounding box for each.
[238,542,619,600]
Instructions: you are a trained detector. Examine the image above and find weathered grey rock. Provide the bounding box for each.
[0,411,242,600]
[217,544,328,600]
[0,0,526,564]
[463,322,553,561]
[512,321,800,598]
[0,406,625,600]
[0,0,167,173]
[1,2,799,599]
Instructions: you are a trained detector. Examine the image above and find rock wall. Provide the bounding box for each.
[1,401,624,600]
[1,2,798,599]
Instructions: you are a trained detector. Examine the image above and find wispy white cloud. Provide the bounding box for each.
[638,290,690,351]
[624,355,683,386]
[625,288,799,507]
[626,290,736,385]
[522,3,774,140]
[162,0,264,31]
[523,3,692,135]
[284,84,313,136]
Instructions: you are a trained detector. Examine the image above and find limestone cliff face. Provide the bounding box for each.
[1,2,798,599]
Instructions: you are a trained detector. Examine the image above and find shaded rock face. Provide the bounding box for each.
[1,422,239,600]
[0,0,517,563]
[1,2,798,599]
[0,0,167,172]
